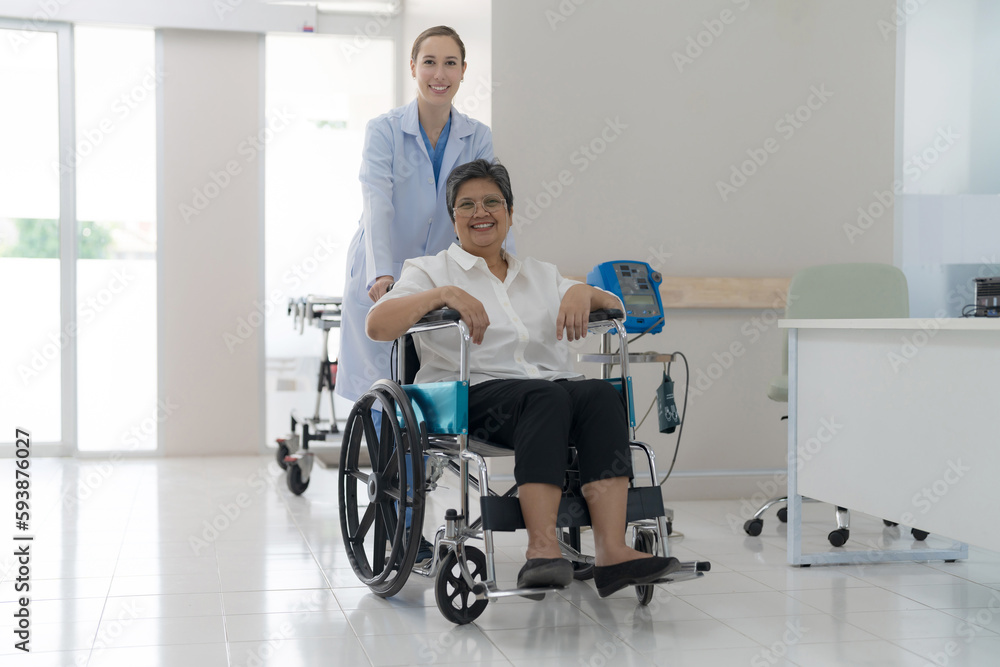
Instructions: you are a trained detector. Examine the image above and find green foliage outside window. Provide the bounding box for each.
[0,218,114,259]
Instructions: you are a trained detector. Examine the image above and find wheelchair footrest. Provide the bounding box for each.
[480,486,666,532]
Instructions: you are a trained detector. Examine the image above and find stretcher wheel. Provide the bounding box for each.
[776,507,788,523]
[286,463,308,495]
[828,528,849,547]
[633,528,657,605]
[911,528,930,541]
[435,546,489,625]
[339,380,425,598]
[744,518,763,536]
[276,441,290,470]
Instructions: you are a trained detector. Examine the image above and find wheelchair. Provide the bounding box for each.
[338,307,709,625]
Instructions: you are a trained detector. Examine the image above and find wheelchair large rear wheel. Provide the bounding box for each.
[339,380,426,598]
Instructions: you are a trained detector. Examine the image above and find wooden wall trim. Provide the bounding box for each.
[568,276,792,310]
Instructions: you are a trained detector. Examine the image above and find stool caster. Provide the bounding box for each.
[828,528,850,547]
[744,518,763,537]
[911,528,930,541]
[776,507,788,523]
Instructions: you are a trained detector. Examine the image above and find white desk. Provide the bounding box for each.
[781,317,1000,566]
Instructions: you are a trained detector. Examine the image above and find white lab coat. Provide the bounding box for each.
[336,100,509,401]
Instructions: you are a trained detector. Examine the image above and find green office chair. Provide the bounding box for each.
[742,263,926,546]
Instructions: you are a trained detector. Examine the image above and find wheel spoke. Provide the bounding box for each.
[349,468,369,484]
[363,413,381,470]
[372,510,387,574]
[379,501,398,542]
[382,450,399,482]
[352,503,376,542]
[380,404,393,448]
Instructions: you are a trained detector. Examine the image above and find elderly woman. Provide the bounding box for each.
[366,159,679,597]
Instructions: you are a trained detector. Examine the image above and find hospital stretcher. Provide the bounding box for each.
[276,295,343,495]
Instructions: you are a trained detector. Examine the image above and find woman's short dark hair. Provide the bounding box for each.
[411,26,466,64]
[446,159,514,221]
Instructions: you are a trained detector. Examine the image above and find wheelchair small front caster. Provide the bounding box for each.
[776,507,788,523]
[286,463,309,495]
[828,528,849,547]
[435,547,489,625]
[633,528,658,605]
[744,518,763,537]
[275,440,290,470]
[911,528,930,541]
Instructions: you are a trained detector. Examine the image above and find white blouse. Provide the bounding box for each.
[371,244,622,386]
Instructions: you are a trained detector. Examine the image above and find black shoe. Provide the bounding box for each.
[517,558,573,592]
[593,556,681,598]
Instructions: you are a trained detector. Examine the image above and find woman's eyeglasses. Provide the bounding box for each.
[454,195,506,217]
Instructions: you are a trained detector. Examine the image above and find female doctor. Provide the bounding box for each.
[337,25,512,402]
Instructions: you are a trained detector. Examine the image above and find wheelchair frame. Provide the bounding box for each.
[338,308,708,624]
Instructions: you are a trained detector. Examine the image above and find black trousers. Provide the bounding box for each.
[467,378,632,487]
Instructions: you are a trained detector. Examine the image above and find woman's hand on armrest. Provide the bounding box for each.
[366,286,490,344]
[556,284,623,341]
[438,286,490,345]
[556,284,592,341]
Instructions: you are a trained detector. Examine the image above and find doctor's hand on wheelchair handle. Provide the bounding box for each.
[368,275,395,302]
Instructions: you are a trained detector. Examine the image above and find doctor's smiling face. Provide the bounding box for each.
[411,35,466,110]
[452,178,511,259]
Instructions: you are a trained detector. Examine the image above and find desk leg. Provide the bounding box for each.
[787,329,804,566]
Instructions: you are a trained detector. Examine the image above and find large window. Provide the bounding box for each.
[896,0,1000,316]
[0,27,63,444]
[0,24,156,453]
[263,33,394,447]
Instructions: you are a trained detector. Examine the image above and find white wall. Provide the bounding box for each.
[158,29,263,456]
[493,0,897,499]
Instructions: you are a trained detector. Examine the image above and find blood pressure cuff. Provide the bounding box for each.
[656,372,681,434]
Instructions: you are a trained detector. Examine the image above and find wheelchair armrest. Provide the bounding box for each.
[404,308,464,338]
[419,308,620,324]
[588,308,624,325]
[416,308,461,325]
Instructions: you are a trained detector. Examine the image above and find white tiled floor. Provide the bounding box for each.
[3,456,1000,666]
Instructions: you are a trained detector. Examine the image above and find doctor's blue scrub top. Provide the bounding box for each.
[336,99,514,401]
